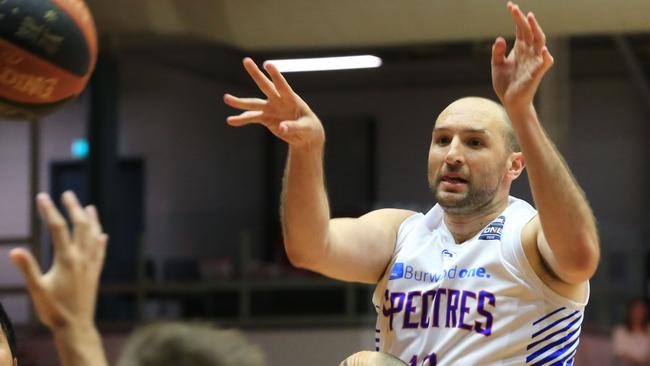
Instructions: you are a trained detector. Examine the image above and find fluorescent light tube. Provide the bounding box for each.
[265,55,382,73]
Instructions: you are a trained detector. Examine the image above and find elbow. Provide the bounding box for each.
[286,249,310,270]
[284,239,323,271]
[564,234,600,284]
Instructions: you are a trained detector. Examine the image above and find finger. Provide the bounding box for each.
[242,58,279,99]
[62,191,90,248]
[540,47,555,72]
[263,62,295,97]
[507,2,523,41]
[9,248,43,293]
[36,193,70,255]
[528,12,546,53]
[278,120,311,136]
[85,205,102,236]
[226,110,265,127]
[223,94,267,111]
[89,234,109,264]
[531,47,555,82]
[509,4,533,44]
[491,37,507,66]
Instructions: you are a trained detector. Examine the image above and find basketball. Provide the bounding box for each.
[0,0,97,120]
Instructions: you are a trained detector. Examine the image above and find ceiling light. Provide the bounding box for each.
[265,55,382,73]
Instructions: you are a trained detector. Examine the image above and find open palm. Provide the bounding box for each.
[224,58,325,148]
[10,192,107,330]
[492,2,554,110]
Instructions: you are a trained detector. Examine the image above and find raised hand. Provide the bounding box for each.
[491,2,554,112]
[224,58,325,149]
[9,192,107,331]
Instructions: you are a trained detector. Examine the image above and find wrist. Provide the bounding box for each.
[51,321,99,341]
[504,103,537,125]
[289,139,324,155]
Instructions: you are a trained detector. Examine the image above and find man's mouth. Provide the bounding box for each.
[441,176,468,184]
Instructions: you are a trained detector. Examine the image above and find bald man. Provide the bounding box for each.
[339,351,407,366]
[225,2,598,364]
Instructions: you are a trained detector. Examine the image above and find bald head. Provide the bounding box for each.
[436,97,519,153]
[339,351,407,366]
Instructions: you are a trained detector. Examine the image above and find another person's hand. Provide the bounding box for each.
[491,2,554,113]
[224,58,325,149]
[9,192,107,332]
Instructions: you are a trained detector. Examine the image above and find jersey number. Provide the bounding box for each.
[409,352,437,366]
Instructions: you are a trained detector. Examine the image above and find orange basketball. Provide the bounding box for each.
[0,0,97,119]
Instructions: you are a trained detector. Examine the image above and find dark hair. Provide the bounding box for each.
[0,302,16,358]
[117,322,264,366]
[624,298,649,332]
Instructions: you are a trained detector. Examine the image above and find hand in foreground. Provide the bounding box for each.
[224,58,325,149]
[492,2,554,112]
[10,192,107,331]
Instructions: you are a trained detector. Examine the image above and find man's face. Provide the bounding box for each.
[0,329,15,366]
[428,98,512,214]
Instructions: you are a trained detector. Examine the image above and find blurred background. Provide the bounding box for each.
[0,0,649,364]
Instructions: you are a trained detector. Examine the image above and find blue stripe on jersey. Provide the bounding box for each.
[527,314,582,350]
[529,336,579,366]
[533,307,566,326]
[527,308,583,366]
[526,326,580,363]
[532,310,580,339]
[557,347,578,366]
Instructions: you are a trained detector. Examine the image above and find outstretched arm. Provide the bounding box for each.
[10,192,108,366]
[492,2,599,285]
[225,59,412,283]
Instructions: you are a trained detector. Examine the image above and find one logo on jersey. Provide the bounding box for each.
[478,215,506,241]
[389,262,404,280]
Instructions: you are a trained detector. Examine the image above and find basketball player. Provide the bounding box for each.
[224,2,599,364]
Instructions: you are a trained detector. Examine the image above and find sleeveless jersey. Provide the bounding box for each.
[372,196,588,366]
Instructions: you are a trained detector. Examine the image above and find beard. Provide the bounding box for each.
[429,171,502,215]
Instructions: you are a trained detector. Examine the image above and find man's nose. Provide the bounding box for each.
[444,138,464,166]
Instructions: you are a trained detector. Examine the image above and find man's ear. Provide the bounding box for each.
[508,152,525,181]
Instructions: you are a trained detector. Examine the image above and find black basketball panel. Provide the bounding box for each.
[0,0,91,77]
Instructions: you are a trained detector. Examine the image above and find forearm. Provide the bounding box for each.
[52,324,108,366]
[509,104,599,276]
[281,142,331,268]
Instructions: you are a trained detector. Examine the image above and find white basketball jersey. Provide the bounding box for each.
[372,196,588,366]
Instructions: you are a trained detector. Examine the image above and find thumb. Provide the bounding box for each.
[492,37,507,66]
[278,119,313,136]
[9,248,43,292]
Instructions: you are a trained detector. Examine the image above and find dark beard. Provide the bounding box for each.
[429,176,501,215]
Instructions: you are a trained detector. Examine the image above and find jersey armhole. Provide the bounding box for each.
[372,212,422,310]
[509,213,590,309]
[394,212,423,253]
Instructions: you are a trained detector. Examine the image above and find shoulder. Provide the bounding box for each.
[507,196,537,219]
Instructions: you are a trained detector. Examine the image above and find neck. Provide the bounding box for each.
[443,196,509,244]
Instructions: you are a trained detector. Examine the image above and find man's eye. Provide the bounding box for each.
[468,139,483,147]
[437,136,450,145]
